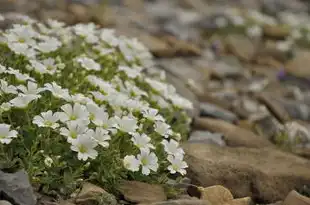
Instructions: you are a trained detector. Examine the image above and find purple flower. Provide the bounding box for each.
[277,69,286,80]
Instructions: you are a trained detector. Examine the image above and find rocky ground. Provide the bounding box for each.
[1,0,310,205]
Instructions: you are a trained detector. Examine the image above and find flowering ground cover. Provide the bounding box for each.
[0,14,192,196]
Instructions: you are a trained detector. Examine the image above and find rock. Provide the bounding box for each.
[0,201,12,205]
[0,170,36,205]
[258,93,310,122]
[209,60,244,79]
[224,197,254,205]
[225,35,255,62]
[199,185,233,205]
[165,71,200,118]
[262,0,307,16]
[257,93,291,123]
[119,181,167,204]
[189,130,226,146]
[138,199,211,205]
[283,190,310,205]
[285,51,310,78]
[75,182,117,205]
[193,117,273,148]
[199,102,238,123]
[68,3,91,23]
[157,58,207,97]
[252,114,280,141]
[263,25,290,40]
[183,142,310,203]
[161,35,202,56]
[39,9,75,25]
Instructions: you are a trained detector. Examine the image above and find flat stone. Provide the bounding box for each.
[193,117,273,148]
[199,185,233,205]
[225,35,256,62]
[183,143,310,203]
[189,130,226,146]
[199,102,238,123]
[0,201,12,205]
[0,170,36,205]
[138,199,211,205]
[209,60,244,79]
[224,197,254,205]
[283,190,310,205]
[68,3,91,23]
[285,51,310,78]
[75,182,117,205]
[263,25,290,40]
[253,114,281,141]
[119,181,166,204]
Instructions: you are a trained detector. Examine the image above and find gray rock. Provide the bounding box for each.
[200,102,238,123]
[0,170,36,205]
[0,201,12,205]
[189,130,226,146]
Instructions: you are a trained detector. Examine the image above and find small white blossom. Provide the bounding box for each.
[118,65,142,78]
[0,124,18,144]
[0,103,11,112]
[167,155,188,175]
[154,121,172,138]
[17,81,44,98]
[70,133,98,161]
[0,64,7,74]
[131,133,155,151]
[7,68,35,82]
[44,156,53,167]
[246,25,262,38]
[137,148,159,175]
[142,108,165,122]
[60,121,88,143]
[114,115,138,134]
[58,103,90,124]
[36,37,61,53]
[76,57,101,71]
[44,82,71,100]
[33,110,60,129]
[123,155,140,172]
[161,139,185,156]
[10,95,38,108]
[0,80,17,94]
[92,127,111,148]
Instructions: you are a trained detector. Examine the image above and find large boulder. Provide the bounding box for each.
[183,143,310,203]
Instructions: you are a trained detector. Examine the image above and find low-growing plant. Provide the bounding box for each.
[0,14,192,196]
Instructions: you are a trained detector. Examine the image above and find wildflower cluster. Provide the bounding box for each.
[0,15,192,195]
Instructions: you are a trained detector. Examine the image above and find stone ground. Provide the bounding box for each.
[2,0,310,205]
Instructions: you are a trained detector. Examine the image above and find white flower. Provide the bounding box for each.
[123,155,140,172]
[170,94,193,110]
[58,103,90,124]
[86,103,112,127]
[0,14,4,21]
[76,57,101,71]
[17,81,44,98]
[100,29,119,46]
[0,64,7,74]
[9,95,38,108]
[0,124,18,144]
[36,37,61,53]
[131,133,155,151]
[291,29,302,40]
[44,156,53,167]
[0,80,17,94]
[0,103,11,112]
[60,121,88,143]
[70,134,98,161]
[28,59,47,74]
[246,25,262,38]
[137,148,159,175]
[167,155,188,175]
[125,99,147,111]
[161,139,185,156]
[47,19,65,29]
[142,108,165,122]
[118,65,142,78]
[230,15,245,26]
[73,23,96,37]
[154,121,172,138]
[7,68,35,82]
[71,94,93,104]
[44,82,71,100]
[7,42,36,58]
[33,110,60,129]
[92,127,111,148]
[114,115,138,134]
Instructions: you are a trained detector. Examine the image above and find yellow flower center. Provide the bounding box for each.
[78,145,87,153]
